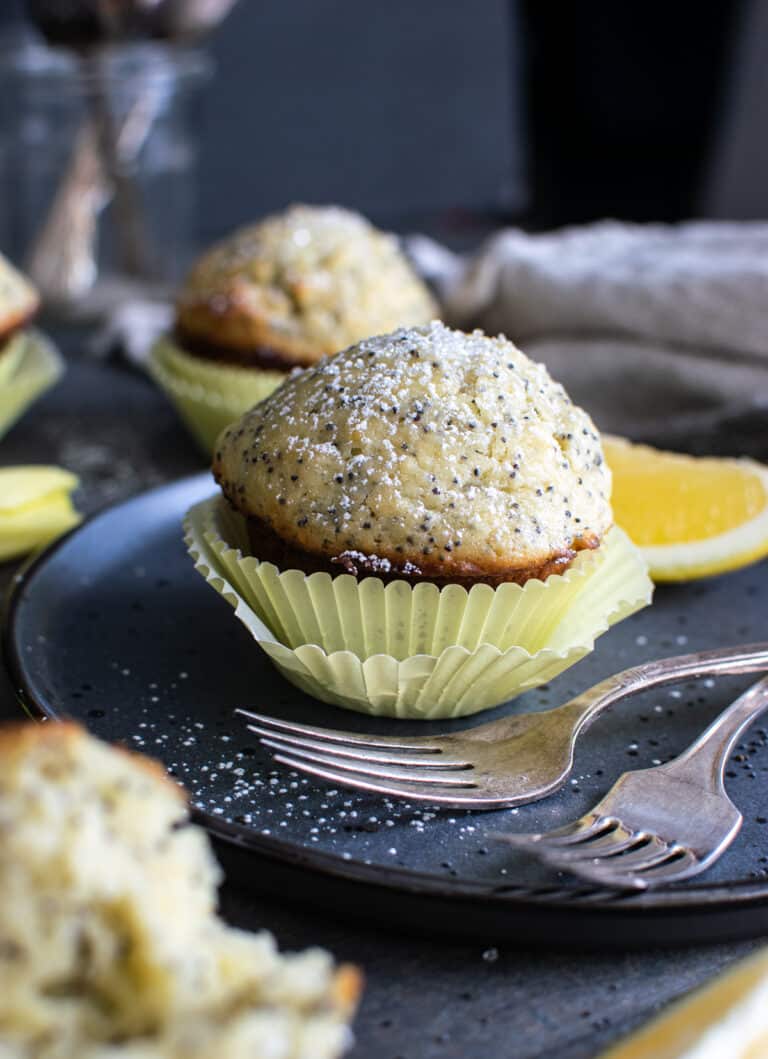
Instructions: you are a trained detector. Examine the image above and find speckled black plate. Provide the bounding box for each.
[4,473,768,950]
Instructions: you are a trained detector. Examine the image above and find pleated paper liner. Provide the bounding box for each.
[184,496,653,719]
[0,330,64,441]
[0,332,26,385]
[147,335,286,453]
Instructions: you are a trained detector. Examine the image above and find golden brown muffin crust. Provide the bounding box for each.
[0,308,36,349]
[0,719,180,795]
[173,325,299,371]
[176,204,438,368]
[244,511,598,587]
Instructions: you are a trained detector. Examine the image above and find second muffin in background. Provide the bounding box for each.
[150,204,438,452]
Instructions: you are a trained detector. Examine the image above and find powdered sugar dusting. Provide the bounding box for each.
[215,322,612,573]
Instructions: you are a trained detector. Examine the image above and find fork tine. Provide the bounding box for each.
[622,848,699,888]
[541,826,645,862]
[579,842,685,877]
[267,743,477,787]
[583,835,673,871]
[249,726,470,769]
[555,844,682,885]
[558,846,696,890]
[543,835,673,874]
[499,814,610,851]
[272,753,483,805]
[236,708,440,752]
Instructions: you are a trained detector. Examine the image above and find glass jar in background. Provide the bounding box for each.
[0,34,210,317]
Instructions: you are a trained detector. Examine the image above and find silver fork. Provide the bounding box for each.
[237,643,768,809]
[496,674,768,889]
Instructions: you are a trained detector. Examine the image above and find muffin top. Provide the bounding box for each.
[213,322,612,585]
[176,204,438,368]
[0,253,38,342]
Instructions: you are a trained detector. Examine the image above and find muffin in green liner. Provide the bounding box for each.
[186,322,653,718]
[0,330,26,385]
[0,331,64,441]
[153,204,438,454]
[147,336,285,454]
[0,253,60,439]
[184,496,651,718]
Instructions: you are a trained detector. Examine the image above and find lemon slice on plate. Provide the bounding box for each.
[598,945,768,1058]
[0,466,81,562]
[603,435,768,582]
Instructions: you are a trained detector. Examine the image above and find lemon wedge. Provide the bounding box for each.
[0,466,81,562]
[603,436,768,582]
[598,946,768,1058]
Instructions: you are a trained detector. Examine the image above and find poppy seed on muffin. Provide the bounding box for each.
[213,322,612,588]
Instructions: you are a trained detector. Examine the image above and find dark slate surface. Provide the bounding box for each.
[1,351,766,1058]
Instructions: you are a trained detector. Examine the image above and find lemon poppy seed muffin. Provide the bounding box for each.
[0,254,39,351]
[213,321,612,588]
[154,205,437,453]
[175,204,438,370]
[0,722,359,1058]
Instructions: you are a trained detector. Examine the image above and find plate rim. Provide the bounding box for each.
[4,472,768,947]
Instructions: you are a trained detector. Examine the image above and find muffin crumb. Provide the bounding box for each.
[0,722,359,1058]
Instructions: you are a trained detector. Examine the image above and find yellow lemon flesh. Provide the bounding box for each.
[603,436,768,582]
[598,946,768,1058]
[0,466,81,562]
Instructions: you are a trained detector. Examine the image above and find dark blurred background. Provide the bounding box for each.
[1,0,767,244]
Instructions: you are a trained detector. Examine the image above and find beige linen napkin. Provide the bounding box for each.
[408,221,768,440]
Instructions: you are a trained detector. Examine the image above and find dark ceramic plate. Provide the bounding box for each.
[4,474,768,950]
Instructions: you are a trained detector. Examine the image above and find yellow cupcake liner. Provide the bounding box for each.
[0,332,27,385]
[147,335,287,454]
[184,495,653,719]
[0,330,64,441]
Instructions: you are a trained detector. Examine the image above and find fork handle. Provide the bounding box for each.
[562,642,768,737]
[664,674,768,793]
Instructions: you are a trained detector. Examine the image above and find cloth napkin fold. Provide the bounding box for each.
[408,220,768,441]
